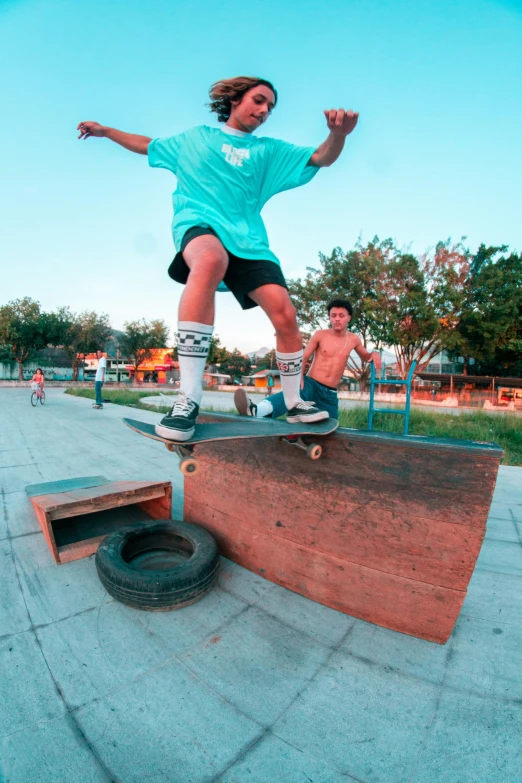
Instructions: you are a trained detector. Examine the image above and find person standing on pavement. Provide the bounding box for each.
[266,373,274,396]
[93,350,106,409]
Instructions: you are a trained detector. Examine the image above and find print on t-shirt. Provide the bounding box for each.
[221,143,250,167]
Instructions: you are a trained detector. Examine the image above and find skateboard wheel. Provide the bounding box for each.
[165,443,177,453]
[306,444,322,460]
[180,457,199,475]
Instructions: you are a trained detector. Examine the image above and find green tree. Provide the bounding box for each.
[289,238,391,388]
[252,351,274,372]
[452,245,522,376]
[290,237,470,384]
[378,239,469,379]
[207,334,229,366]
[219,348,252,381]
[119,319,170,384]
[0,298,47,381]
[42,307,112,380]
[0,344,14,363]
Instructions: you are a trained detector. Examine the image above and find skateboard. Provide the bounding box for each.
[123,416,339,475]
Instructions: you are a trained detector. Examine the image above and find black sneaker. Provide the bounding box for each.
[234,388,257,417]
[155,394,199,441]
[286,401,329,424]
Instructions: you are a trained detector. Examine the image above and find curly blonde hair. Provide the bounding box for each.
[208,76,278,122]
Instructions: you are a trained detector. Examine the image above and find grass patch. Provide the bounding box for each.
[66,388,521,465]
[337,406,521,466]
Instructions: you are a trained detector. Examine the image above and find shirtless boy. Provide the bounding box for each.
[77,76,359,441]
[234,298,381,420]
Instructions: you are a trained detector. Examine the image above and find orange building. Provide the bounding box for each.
[245,369,281,391]
[126,349,176,384]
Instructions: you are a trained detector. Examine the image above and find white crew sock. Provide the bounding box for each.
[177,321,214,406]
[256,399,274,417]
[276,349,303,410]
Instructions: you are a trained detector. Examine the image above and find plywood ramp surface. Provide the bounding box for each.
[184,419,502,643]
[29,480,172,564]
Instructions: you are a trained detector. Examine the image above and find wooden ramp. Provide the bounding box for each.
[27,477,172,564]
[183,414,503,644]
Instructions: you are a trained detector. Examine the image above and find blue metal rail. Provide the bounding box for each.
[368,360,417,435]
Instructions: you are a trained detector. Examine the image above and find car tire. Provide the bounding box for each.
[95,520,219,611]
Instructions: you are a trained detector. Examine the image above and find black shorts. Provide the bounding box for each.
[168,226,288,311]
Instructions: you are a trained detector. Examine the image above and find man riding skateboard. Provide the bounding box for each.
[78,77,359,441]
[235,298,381,420]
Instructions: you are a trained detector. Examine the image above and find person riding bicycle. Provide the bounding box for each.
[31,368,45,391]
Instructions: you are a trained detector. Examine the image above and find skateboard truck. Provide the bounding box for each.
[166,436,323,474]
[279,436,322,460]
[164,443,199,475]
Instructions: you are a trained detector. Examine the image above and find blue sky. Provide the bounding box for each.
[1,0,521,352]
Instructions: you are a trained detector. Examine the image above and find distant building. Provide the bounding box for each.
[124,348,175,384]
[416,372,522,404]
[202,372,233,387]
[83,349,176,384]
[242,369,281,390]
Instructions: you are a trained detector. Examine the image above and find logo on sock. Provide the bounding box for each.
[178,332,211,357]
[277,358,302,376]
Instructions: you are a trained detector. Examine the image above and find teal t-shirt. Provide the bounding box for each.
[147,125,319,267]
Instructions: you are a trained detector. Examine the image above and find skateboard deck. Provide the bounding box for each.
[123,416,339,474]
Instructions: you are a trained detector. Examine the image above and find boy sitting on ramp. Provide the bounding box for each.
[235,298,381,420]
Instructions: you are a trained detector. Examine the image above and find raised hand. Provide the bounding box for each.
[77,121,106,140]
[323,109,359,137]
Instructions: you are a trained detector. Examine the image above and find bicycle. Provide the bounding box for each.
[31,383,46,407]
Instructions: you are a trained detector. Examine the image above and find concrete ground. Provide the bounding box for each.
[1,387,521,783]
